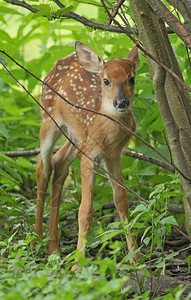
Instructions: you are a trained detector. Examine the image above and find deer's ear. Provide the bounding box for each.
[126,45,140,70]
[75,41,104,73]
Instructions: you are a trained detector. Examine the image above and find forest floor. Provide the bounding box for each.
[59,209,191,298]
[128,259,191,298]
[124,235,191,298]
[60,223,191,298]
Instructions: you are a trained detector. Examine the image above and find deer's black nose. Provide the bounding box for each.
[113,97,130,111]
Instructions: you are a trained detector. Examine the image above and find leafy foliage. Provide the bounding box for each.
[0,1,190,298]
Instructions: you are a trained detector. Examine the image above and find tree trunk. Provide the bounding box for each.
[130,0,191,238]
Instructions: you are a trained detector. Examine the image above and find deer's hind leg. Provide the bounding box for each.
[35,121,61,241]
[48,140,76,254]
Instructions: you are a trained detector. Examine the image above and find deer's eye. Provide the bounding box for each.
[129,77,135,85]
[103,78,110,86]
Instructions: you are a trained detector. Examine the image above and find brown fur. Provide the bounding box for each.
[34,42,141,266]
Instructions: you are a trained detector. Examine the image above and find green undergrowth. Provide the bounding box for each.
[0,176,190,299]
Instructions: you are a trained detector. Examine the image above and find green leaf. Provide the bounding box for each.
[54,6,73,16]
[0,168,19,183]
[0,153,27,177]
[0,14,7,24]
[148,175,172,184]
[130,211,146,227]
[98,229,122,242]
[17,157,34,170]
[143,236,151,246]
[31,4,52,11]
[154,211,167,226]
[0,123,9,138]
[160,216,178,226]
[148,199,156,210]
[0,7,23,15]
[131,204,148,214]
[31,10,51,19]
[164,251,179,260]
[0,29,13,43]
[138,166,155,176]
[141,225,152,243]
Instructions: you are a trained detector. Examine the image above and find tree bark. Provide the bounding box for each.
[146,0,191,48]
[130,0,191,237]
[166,0,191,31]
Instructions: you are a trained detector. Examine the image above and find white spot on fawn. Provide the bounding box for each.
[45,95,53,100]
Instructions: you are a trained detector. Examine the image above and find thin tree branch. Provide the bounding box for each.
[1,49,190,182]
[123,150,175,173]
[3,148,44,157]
[3,0,38,13]
[9,192,184,214]
[2,148,175,173]
[2,0,174,36]
[0,60,148,202]
[1,60,190,242]
[106,0,125,25]
[146,133,166,145]
[186,47,191,70]
[102,200,185,214]
[0,51,168,162]
[3,0,137,35]
[101,0,191,93]
[53,0,65,9]
[146,0,191,49]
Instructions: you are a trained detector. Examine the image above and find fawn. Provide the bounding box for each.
[34,41,141,263]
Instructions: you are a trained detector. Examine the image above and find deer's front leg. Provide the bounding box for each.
[76,155,96,252]
[104,156,141,262]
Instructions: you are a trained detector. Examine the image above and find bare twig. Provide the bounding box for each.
[3,149,44,157]
[1,60,188,241]
[3,0,137,35]
[148,245,191,265]
[1,49,190,182]
[53,0,65,9]
[0,60,150,206]
[6,58,187,243]
[9,192,184,214]
[101,0,191,93]
[123,150,175,173]
[186,47,191,70]
[146,0,191,49]
[165,237,188,246]
[146,133,166,145]
[1,54,190,242]
[106,0,125,25]
[102,200,184,214]
[2,148,175,173]
[2,0,175,37]
[0,51,169,161]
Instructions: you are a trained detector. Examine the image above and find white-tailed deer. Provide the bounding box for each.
[34,42,141,263]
